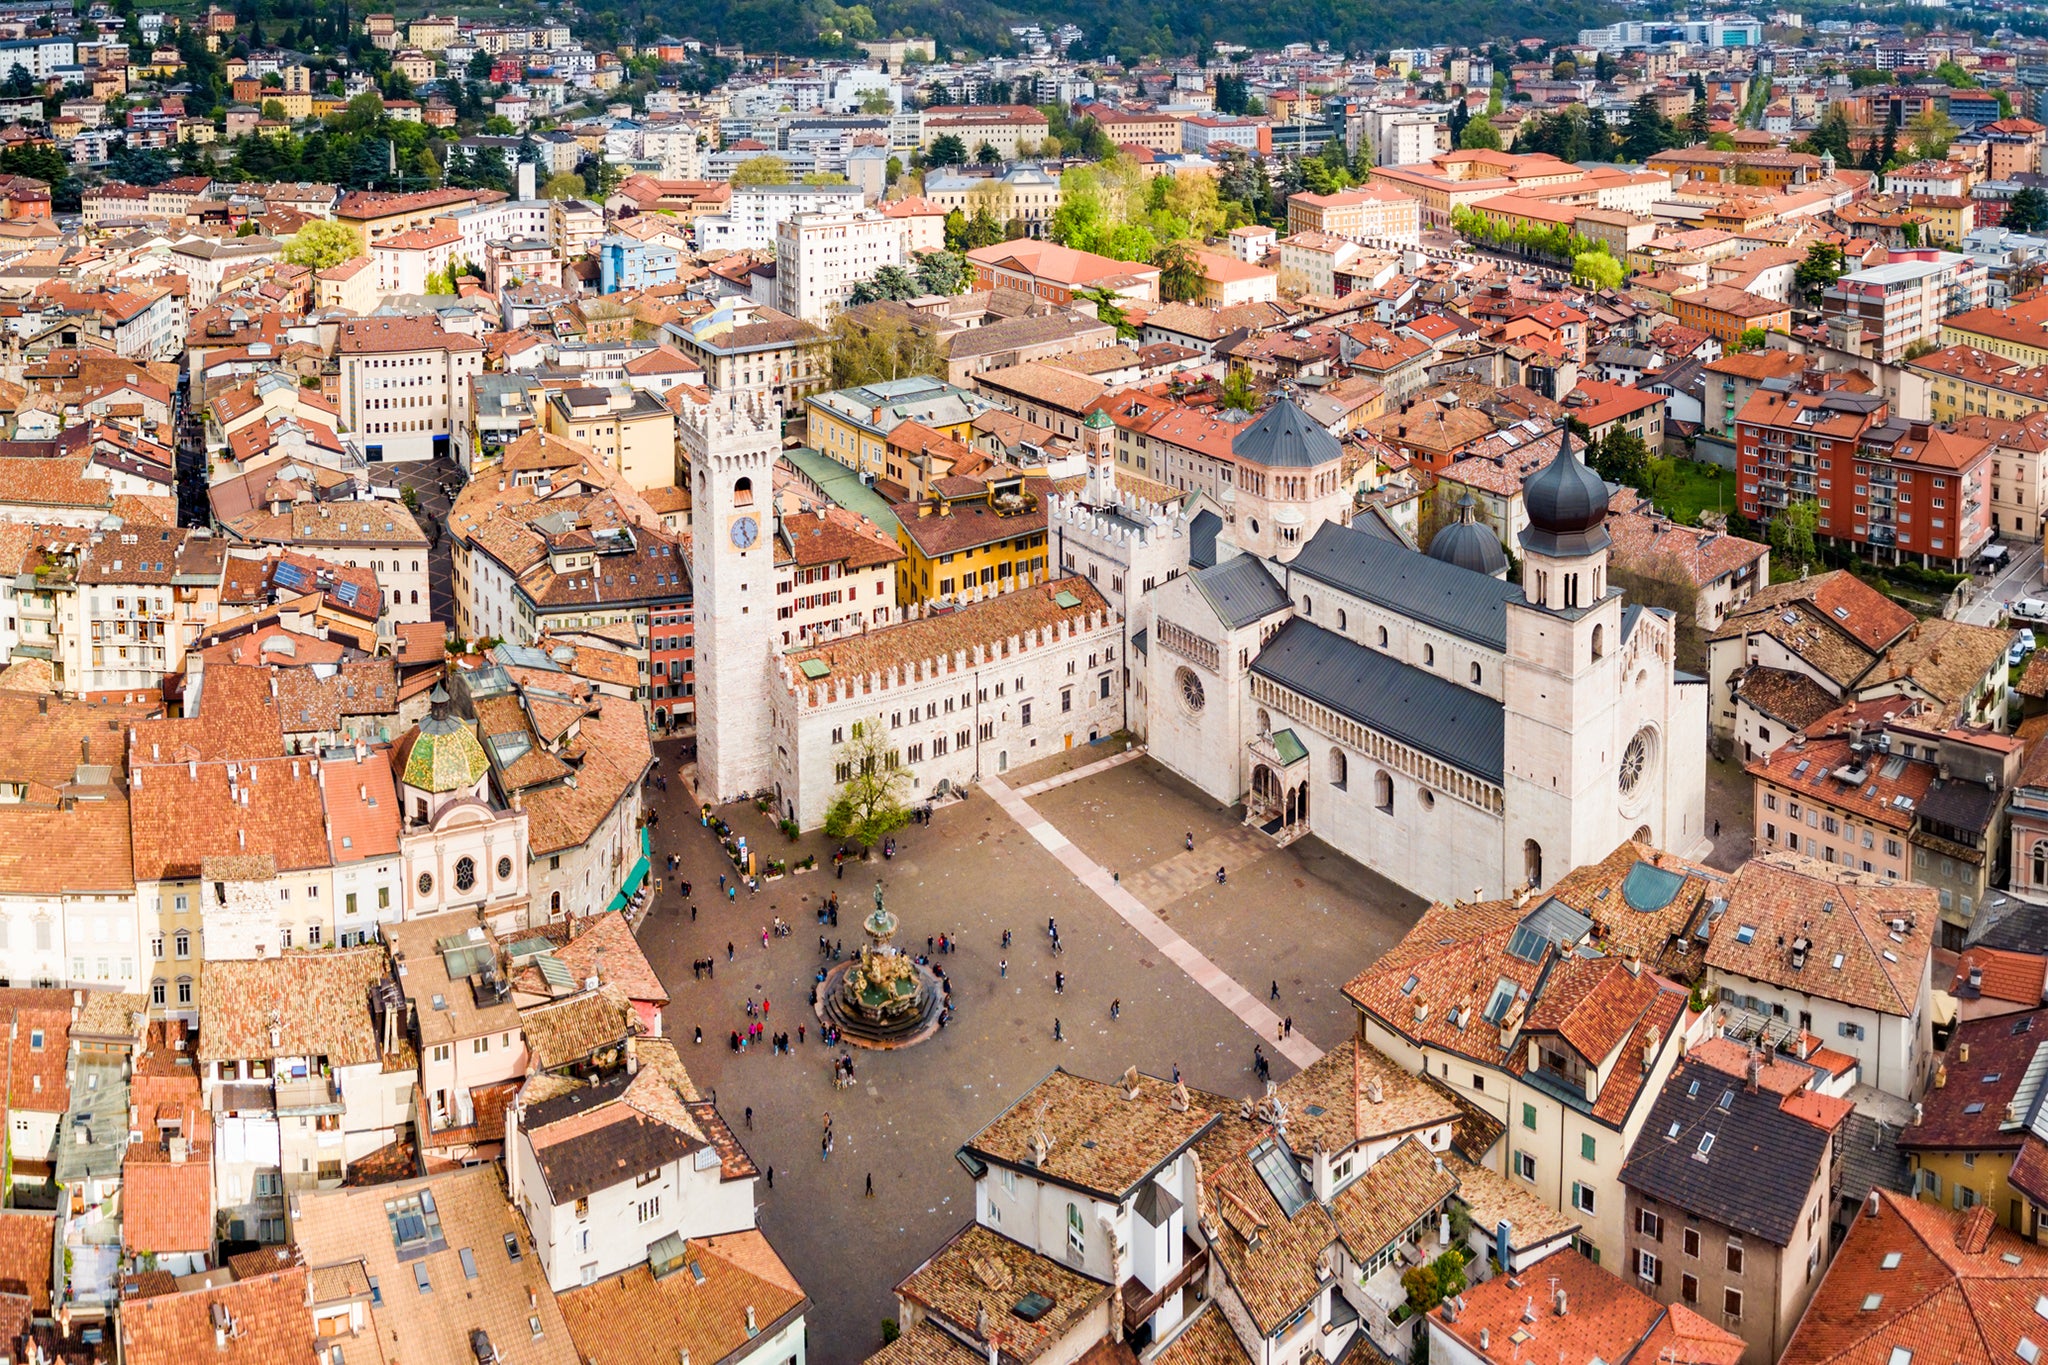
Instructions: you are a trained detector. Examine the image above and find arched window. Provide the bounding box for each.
[410,590,419,604]
[1378,625,1389,647]
[733,475,754,506]
[1524,839,1544,889]
[1374,770,1394,813]
[1338,609,1347,631]
[2035,842,2047,887]
[1301,595,1312,617]
[1331,749,1348,789]
[1423,643,1435,666]
[1471,662,1483,685]
[549,890,562,914]
[1592,623,1605,660]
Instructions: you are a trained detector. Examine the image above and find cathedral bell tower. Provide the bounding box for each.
[682,391,782,805]
[1500,425,1625,891]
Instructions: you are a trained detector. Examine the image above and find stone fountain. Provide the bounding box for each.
[814,880,944,1048]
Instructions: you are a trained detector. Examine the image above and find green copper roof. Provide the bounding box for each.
[1083,408,1113,429]
[403,715,492,793]
[1271,728,1308,766]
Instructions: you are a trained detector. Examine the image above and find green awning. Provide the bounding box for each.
[605,826,653,913]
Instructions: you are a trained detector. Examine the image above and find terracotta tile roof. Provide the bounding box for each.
[520,985,634,1072]
[195,945,393,1067]
[1190,1095,1342,1336]
[0,991,71,1121]
[129,753,330,882]
[121,1267,318,1365]
[784,577,1110,706]
[867,1322,1007,1365]
[1746,733,1930,832]
[1326,1135,1458,1258]
[1524,953,1663,1064]
[895,1222,1113,1363]
[1538,840,1725,983]
[554,912,667,1007]
[1783,1190,2048,1365]
[1900,1008,2048,1154]
[556,1229,806,1365]
[1707,852,1936,1017]
[962,1067,1217,1200]
[516,693,649,858]
[0,1211,52,1312]
[121,1154,213,1254]
[1442,1152,1580,1249]
[1734,665,1842,733]
[291,1166,577,1365]
[1953,947,2048,1006]
[0,794,134,897]
[1274,1038,1461,1156]
[1860,616,2011,713]
[1434,1239,1741,1364]
[1605,499,1768,589]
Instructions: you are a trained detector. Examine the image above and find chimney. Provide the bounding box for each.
[1554,1289,1568,1317]
[1960,1041,1971,1064]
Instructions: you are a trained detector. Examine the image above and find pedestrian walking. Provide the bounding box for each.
[1110,998,1121,1020]
[999,959,1007,978]
[728,885,736,902]
[1270,980,1280,1001]
[1172,1062,1181,1084]
[1713,819,1722,837]
[720,873,727,890]
[1053,1017,1063,1042]
[694,1026,702,1044]
[744,1106,753,1130]
[690,904,698,922]
[1185,831,1194,851]
[766,1167,773,1190]
[1217,866,1227,884]
[1284,1016,1293,1038]
[1055,971,1064,995]
[798,1024,805,1045]
[865,1172,874,1197]
[1002,928,1012,948]
[727,942,735,962]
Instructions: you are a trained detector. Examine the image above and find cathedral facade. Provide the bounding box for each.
[1125,400,1710,907]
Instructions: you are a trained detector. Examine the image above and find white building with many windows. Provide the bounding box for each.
[335,316,486,464]
[772,210,905,323]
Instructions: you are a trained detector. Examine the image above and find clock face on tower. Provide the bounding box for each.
[730,515,759,549]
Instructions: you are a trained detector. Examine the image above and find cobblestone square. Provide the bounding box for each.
[634,739,1428,1363]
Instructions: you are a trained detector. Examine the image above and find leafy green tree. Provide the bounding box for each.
[0,64,32,98]
[1459,118,1503,151]
[976,140,1000,165]
[1219,367,1259,412]
[912,251,967,295]
[848,263,918,304]
[468,49,495,82]
[1908,105,1959,161]
[1731,327,1769,353]
[1155,240,1206,302]
[280,219,365,270]
[942,208,969,252]
[2005,188,2048,235]
[106,143,175,186]
[1487,69,1506,116]
[828,311,942,387]
[1931,60,1980,88]
[927,133,968,166]
[822,720,913,854]
[885,156,903,185]
[859,88,893,114]
[542,171,587,199]
[729,154,792,186]
[1074,286,1137,340]
[1574,249,1623,289]
[1768,499,1820,572]
[1806,103,1853,165]
[1591,428,1651,488]
[1794,242,1846,307]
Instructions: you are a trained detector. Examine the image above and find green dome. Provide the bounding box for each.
[1084,408,1114,430]
[403,703,491,793]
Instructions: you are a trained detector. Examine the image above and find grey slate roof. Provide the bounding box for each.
[1289,519,1514,650]
[1231,397,1341,468]
[1191,555,1291,630]
[1189,509,1222,569]
[1250,618,1505,783]
[1619,1059,1832,1247]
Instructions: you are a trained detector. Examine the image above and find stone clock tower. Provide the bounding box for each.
[682,391,781,805]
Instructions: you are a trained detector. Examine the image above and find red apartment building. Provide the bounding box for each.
[1737,370,1994,569]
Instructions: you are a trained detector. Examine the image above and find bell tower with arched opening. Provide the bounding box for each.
[1502,425,1625,887]
[683,391,782,805]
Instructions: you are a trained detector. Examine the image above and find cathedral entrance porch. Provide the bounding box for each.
[1246,730,1311,848]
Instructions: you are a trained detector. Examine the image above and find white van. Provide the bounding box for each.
[2012,598,2048,624]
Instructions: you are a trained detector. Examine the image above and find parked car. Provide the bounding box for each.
[2012,599,2048,624]
[2012,630,2038,668]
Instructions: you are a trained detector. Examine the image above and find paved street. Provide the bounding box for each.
[630,740,1428,1364]
[373,457,465,628]
[1956,540,2046,627]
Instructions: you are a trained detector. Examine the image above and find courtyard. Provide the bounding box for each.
[632,738,1430,1365]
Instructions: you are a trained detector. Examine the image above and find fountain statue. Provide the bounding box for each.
[815,878,943,1047]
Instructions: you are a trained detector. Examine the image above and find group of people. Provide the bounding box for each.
[688,958,718,980]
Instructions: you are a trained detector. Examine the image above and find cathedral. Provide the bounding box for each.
[686,385,1709,908]
[1063,398,1711,908]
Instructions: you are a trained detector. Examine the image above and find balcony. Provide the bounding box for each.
[275,1075,343,1117]
[1871,526,1897,546]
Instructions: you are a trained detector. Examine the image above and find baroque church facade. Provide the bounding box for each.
[1061,398,1710,908]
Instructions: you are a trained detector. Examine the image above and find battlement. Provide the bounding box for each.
[679,388,782,454]
[1049,487,1194,549]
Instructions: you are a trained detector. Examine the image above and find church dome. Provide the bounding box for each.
[1429,495,1507,577]
[400,687,491,793]
[1231,397,1341,468]
[1520,426,1612,558]
[1083,408,1114,430]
